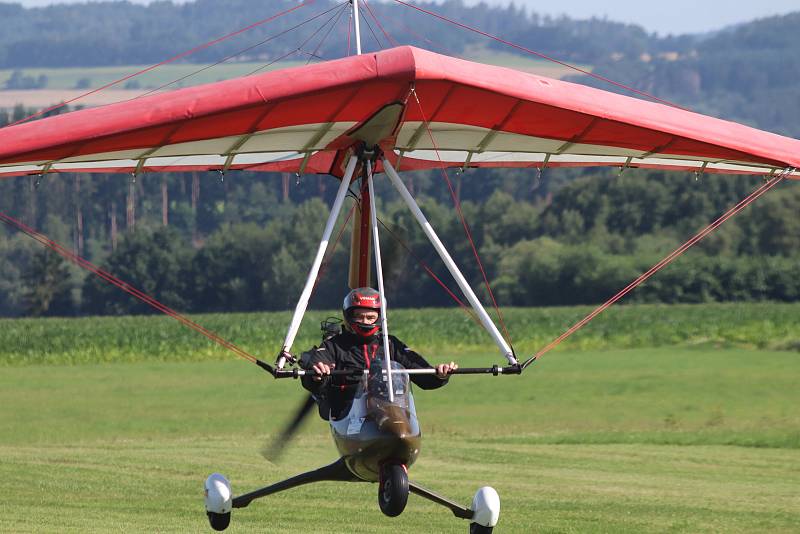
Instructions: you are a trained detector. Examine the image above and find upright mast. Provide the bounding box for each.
[347,0,369,289]
[352,0,362,55]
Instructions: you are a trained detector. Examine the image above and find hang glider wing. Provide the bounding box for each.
[0,46,798,179]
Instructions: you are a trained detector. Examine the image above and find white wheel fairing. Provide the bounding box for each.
[471,486,500,527]
[205,473,233,514]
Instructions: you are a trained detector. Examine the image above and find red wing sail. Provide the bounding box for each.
[0,46,798,179]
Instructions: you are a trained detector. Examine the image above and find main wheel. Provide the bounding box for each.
[204,473,232,531]
[207,511,231,531]
[378,464,409,517]
[469,523,493,534]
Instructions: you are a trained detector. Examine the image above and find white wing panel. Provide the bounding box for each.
[149,137,240,158]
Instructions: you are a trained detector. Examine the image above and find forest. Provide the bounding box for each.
[1,1,799,316]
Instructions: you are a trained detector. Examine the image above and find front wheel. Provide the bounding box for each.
[205,473,232,531]
[207,511,231,531]
[378,464,409,517]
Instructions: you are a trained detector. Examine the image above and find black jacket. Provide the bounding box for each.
[300,331,447,419]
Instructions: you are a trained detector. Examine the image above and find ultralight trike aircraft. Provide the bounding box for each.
[0,1,798,532]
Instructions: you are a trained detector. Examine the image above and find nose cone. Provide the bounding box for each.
[375,405,421,463]
[376,409,412,438]
[338,404,422,481]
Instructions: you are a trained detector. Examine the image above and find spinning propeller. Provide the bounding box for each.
[261,394,317,462]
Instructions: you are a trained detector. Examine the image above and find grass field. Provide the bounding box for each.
[0,51,588,110]
[2,306,799,532]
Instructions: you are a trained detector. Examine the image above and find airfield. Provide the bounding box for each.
[2,304,798,532]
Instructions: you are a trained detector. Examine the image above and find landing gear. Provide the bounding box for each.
[378,464,409,517]
[469,486,500,533]
[207,463,499,532]
[204,473,233,531]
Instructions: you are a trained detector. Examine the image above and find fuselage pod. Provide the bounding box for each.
[330,362,421,481]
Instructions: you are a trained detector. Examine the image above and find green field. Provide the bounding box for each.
[1,306,799,532]
[3,303,799,366]
[0,61,307,91]
[0,51,587,93]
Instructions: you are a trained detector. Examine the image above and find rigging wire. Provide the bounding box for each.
[4,1,314,128]
[392,0,689,111]
[137,1,348,98]
[376,215,483,327]
[346,7,354,55]
[8,1,782,374]
[524,169,793,368]
[358,5,385,50]
[305,2,349,65]
[0,210,260,364]
[243,47,305,78]
[245,3,348,77]
[312,198,358,294]
[345,184,482,325]
[410,88,515,349]
[396,15,455,55]
[361,0,398,47]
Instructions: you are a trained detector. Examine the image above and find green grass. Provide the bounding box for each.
[3,303,799,366]
[1,344,798,532]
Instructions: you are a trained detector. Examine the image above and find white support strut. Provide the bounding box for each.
[366,161,395,402]
[352,0,362,55]
[279,156,358,365]
[382,157,517,365]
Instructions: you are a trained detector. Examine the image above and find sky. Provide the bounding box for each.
[10,0,800,36]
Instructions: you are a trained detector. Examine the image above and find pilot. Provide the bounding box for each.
[299,287,458,419]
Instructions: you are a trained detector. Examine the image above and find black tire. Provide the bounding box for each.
[378,464,409,517]
[469,523,493,534]
[207,511,231,531]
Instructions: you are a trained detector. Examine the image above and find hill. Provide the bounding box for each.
[564,13,800,137]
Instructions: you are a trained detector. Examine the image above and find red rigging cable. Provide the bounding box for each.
[392,0,689,111]
[376,216,482,328]
[361,0,398,47]
[0,210,260,365]
[410,89,514,348]
[396,15,455,55]
[4,1,314,128]
[315,185,481,328]
[312,199,357,294]
[358,5,385,50]
[525,170,791,367]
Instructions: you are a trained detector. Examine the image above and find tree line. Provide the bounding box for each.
[3,164,800,317]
